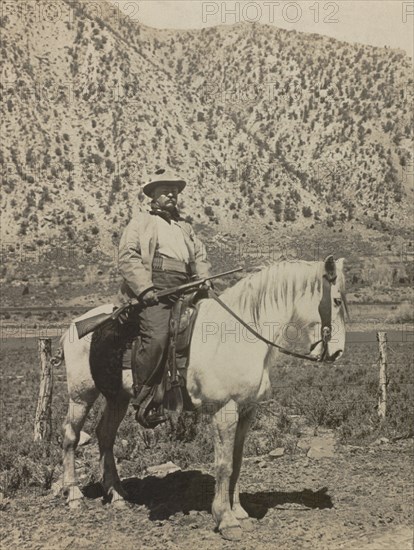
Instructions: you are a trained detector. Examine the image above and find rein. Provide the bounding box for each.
[208,274,335,363]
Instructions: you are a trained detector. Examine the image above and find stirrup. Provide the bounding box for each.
[133,386,167,428]
[135,404,168,429]
[136,407,168,429]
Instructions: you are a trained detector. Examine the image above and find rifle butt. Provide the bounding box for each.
[75,313,112,340]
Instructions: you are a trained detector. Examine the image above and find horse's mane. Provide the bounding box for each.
[221,260,345,324]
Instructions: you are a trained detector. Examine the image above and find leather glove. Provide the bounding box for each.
[140,289,159,306]
[118,308,131,324]
[202,280,213,290]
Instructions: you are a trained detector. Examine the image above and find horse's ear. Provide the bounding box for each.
[324,255,336,279]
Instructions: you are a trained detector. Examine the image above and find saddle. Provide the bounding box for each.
[89,290,204,429]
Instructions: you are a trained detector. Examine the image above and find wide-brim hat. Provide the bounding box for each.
[142,168,186,197]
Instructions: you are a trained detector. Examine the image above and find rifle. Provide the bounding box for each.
[75,267,243,339]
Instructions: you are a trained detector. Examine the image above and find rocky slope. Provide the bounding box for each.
[1,0,413,249]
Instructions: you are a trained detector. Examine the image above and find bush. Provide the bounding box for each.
[284,207,296,222]
[387,303,413,323]
[271,340,413,443]
[0,437,61,495]
[112,176,121,192]
[302,205,312,218]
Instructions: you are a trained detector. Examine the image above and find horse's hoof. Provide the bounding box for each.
[219,525,243,541]
[112,498,128,509]
[239,518,256,531]
[68,498,86,511]
[117,487,129,500]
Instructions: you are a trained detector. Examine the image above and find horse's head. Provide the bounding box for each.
[295,255,347,363]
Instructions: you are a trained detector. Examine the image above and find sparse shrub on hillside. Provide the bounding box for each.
[112,176,121,192]
[18,221,28,236]
[273,198,283,222]
[26,191,36,208]
[284,208,296,222]
[302,206,312,218]
[64,160,74,172]
[3,179,15,193]
[105,159,116,173]
[87,153,103,166]
[65,226,76,240]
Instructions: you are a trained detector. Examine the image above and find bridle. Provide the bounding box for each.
[207,271,340,363]
[308,273,336,362]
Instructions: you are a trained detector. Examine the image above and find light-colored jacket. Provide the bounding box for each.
[116,212,211,304]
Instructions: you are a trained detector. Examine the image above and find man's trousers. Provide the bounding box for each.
[132,270,190,391]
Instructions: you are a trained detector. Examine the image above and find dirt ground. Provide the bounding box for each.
[1,439,412,550]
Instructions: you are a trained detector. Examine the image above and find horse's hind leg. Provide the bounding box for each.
[230,404,256,530]
[96,393,130,507]
[62,396,97,508]
[211,400,242,541]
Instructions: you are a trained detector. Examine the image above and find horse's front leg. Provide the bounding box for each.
[96,394,130,507]
[230,404,257,530]
[211,400,242,541]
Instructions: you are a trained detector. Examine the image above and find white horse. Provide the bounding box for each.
[61,256,346,540]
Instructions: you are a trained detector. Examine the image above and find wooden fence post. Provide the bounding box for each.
[34,338,54,442]
[377,332,388,421]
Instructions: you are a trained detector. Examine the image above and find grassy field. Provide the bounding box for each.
[0,331,412,498]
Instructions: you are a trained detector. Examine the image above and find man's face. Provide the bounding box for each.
[151,183,179,212]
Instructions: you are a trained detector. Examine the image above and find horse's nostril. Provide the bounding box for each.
[334,298,342,307]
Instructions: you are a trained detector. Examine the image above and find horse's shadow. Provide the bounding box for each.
[84,470,333,520]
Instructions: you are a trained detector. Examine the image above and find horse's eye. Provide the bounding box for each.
[334,298,342,307]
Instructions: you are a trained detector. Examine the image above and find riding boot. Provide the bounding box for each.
[130,341,167,428]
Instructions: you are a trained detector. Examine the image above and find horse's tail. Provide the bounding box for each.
[50,333,66,368]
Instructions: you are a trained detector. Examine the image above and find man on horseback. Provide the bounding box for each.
[117,168,211,425]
